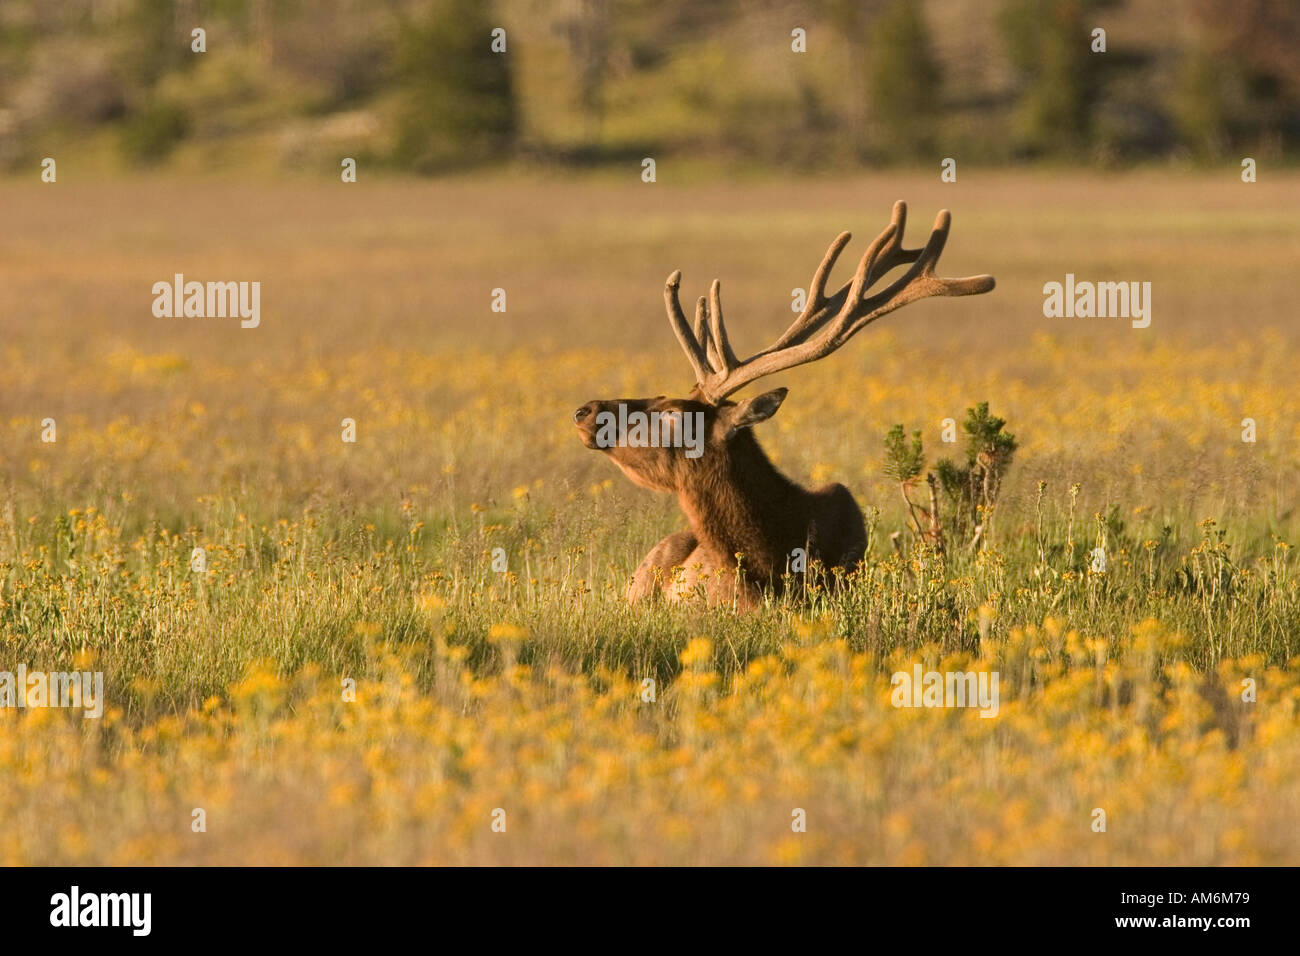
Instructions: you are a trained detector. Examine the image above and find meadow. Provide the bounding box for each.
[1,170,1299,864]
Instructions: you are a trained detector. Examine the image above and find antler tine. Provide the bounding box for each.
[810,231,853,305]
[770,205,915,353]
[835,208,953,341]
[843,209,994,339]
[863,199,922,287]
[665,270,711,385]
[708,279,737,372]
[768,218,897,358]
[754,221,899,369]
[693,296,709,355]
[844,222,898,315]
[666,204,994,404]
[771,230,853,351]
[695,296,726,370]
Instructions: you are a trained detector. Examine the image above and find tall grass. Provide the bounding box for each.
[1,173,1297,863]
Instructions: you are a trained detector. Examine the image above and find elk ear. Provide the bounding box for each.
[724,388,787,438]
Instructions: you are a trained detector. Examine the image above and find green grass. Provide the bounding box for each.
[1,171,1298,720]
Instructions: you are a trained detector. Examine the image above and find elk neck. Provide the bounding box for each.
[676,430,807,578]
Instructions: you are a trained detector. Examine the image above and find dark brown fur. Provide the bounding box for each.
[574,390,865,608]
[573,203,993,607]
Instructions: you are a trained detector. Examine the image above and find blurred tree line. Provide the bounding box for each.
[0,0,1296,172]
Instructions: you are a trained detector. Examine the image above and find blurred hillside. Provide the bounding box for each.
[0,0,1297,174]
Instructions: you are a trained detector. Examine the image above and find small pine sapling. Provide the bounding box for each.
[884,402,1018,555]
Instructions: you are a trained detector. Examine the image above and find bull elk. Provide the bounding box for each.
[573,201,994,608]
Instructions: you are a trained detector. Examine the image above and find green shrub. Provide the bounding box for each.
[392,0,516,172]
[119,98,190,165]
[866,0,942,158]
[999,0,1103,156]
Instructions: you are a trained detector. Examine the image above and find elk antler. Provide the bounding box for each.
[664,201,995,404]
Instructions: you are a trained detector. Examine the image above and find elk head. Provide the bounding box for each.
[572,391,787,492]
[573,201,995,602]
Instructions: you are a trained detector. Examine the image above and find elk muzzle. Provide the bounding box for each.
[573,401,603,449]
